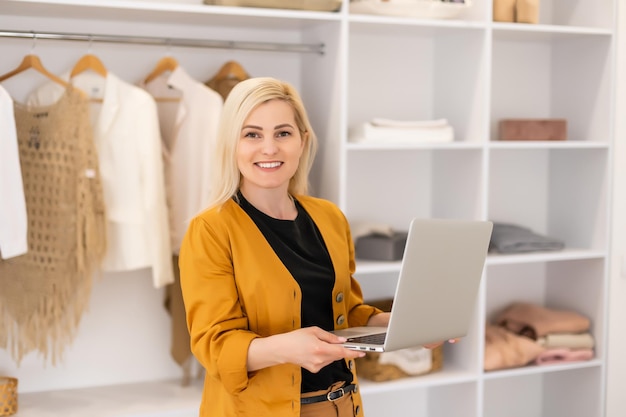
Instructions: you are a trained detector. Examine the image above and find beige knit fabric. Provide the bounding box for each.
[0,87,106,365]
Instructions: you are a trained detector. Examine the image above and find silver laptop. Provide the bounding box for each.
[334,218,493,352]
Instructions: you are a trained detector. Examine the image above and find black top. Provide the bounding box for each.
[237,192,352,392]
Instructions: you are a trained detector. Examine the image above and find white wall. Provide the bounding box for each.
[0,269,183,392]
[606,2,626,416]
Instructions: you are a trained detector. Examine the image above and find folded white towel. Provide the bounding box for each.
[370,118,450,129]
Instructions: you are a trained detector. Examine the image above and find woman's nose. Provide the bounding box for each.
[261,138,278,154]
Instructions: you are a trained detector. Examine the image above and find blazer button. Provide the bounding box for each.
[335,292,344,303]
[355,405,361,415]
[348,360,354,370]
[336,314,345,326]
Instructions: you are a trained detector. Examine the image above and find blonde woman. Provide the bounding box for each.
[179,77,394,417]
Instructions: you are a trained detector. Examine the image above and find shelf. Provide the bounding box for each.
[359,366,477,394]
[485,249,606,265]
[346,142,483,151]
[492,22,613,42]
[348,14,486,33]
[488,141,610,150]
[482,358,602,380]
[356,249,606,275]
[0,0,341,28]
[16,378,203,417]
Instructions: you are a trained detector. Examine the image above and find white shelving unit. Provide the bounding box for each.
[344,1,615,416]
[0,0,616,416]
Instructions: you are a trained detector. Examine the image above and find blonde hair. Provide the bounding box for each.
[207,77,318,210]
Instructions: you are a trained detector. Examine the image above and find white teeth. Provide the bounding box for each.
[257,162,281,168]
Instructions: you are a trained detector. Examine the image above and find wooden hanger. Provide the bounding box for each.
[209,60,249,83]
[70,53,107,78]
[206,60,250,100]
[144,56,178,84]
[0,54,69,87]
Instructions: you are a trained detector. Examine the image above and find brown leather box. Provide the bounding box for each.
[498,119,567,141]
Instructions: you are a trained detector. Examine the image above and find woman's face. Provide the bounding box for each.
[237,99,305,193]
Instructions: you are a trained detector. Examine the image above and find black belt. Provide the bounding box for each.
[300,384,357,405]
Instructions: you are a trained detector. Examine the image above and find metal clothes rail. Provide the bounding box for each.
[0,29,325,55]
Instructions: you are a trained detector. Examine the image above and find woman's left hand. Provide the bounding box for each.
[423,338,461,350]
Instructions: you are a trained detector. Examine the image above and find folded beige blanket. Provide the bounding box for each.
[537,332,595,349]
[484,324,545,371]
[496,302,590,340]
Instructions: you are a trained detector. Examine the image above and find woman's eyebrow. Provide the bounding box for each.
[242,123,295,130]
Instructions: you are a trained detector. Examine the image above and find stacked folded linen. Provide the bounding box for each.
[485,302,596,371]
[350,118,454,144]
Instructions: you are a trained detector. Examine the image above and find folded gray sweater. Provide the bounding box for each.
[489,223,565,253]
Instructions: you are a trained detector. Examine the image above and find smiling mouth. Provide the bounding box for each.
[256,162,282,168]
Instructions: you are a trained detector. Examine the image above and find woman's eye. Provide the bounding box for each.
[277,130,292,138]
[244,131,260,139]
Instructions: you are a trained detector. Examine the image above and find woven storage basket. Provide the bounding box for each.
[355,298,444,381]
[0,377,17,417]
[356,345,443,382]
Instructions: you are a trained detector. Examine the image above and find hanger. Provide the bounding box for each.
[144,56,178,84]
[0,54,69,87]
[209,60,249,83]
[70,53,107,78]
[206,60,250,100]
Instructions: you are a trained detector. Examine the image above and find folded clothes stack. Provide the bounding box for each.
[484,302,595,371]
[349,118,454,144]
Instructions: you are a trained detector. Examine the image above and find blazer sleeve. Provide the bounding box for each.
[178,214,258,394]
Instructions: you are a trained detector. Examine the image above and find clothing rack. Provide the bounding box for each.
[0,30,325,55]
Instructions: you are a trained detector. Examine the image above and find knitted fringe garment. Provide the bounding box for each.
[0,87,106,365]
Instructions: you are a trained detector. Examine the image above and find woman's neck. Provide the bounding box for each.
[239,188,297,220]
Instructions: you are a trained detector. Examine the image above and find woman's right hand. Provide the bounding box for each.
[247,326,364,373]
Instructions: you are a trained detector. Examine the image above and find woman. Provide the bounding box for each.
[179,77,408,416]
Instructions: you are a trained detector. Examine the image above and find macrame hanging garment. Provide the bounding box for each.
[0,86,106,365]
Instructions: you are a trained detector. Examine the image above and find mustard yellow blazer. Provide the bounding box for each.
[179,195,380,417]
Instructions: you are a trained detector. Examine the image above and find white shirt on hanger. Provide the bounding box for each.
[0,84,28,259]
[141,66,223,254]
[27,71,174,288]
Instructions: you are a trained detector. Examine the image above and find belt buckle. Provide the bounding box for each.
[327,387,345,402]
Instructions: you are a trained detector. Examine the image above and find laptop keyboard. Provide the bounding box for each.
[347,332,386,345]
